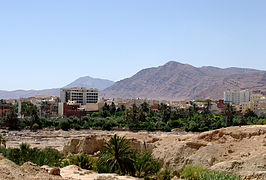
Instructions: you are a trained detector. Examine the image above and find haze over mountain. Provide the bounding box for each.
[0,76,114,99]
[101,61,266,100]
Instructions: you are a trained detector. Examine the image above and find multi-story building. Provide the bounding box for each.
[60,87,98,105]
[240,94,266,114]
[224,89,250,105]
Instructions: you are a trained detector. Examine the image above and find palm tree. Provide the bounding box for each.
[223,104,234,126]
[98,134,135,175]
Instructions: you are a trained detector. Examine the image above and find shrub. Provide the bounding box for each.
[156,168,174,180]
[135,151,161,178]
[31,123,39,131]
[0,143,63,167]
[181,165,240,180]
[64,155,96,170]
[59,119,70,131]
[256,118,266,125]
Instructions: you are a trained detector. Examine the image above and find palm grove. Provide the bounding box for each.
[0,100,265,131]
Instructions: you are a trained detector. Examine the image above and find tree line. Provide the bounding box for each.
[0,101,265,132]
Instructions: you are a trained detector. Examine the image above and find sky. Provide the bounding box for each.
[0,0,266,90]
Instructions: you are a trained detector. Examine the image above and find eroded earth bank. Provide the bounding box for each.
[0,125,265,180]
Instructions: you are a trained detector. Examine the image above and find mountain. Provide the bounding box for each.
[64,76,114,90]
[0,89,60,100]
[101,61,266,100]
[0,76,114,99]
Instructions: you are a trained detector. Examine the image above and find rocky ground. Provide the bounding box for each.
[0,154,139,180]
[0,125,265,179]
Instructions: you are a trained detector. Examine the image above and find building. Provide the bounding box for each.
[240,97,266,114]
[60,87,98,105]
[61,101,86,118]
[0,104,10,117]
[58,87,99,117]
[224,89,250,105]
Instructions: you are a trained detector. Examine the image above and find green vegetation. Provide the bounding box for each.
[134,151,161,178]
[180,165,240,180]
[0,143,63,167]
[0,134,244,179]
[1,101,265,132]
[97,134,136,175]
[0,134,162,178]
[63,155,96,170]
[97,134,161,178]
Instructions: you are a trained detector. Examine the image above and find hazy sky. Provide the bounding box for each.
[0,0,266,90]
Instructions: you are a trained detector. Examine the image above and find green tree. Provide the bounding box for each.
[110,102,116,114]
[97,134,135,175]
[3,106,19,129]
[21,102,38,117]
[134,151,161,178]
[140,102,149,113]
[244,109,257,118]
[223,104,234,126]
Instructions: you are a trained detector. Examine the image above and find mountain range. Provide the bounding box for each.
[1,61,266,100]
[0,76,114,99]
[101,61,266,100]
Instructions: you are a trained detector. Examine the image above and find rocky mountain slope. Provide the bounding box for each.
[0,76,114,99]
[101,61,266,100]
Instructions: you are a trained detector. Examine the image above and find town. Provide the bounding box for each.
[1,87,266,119]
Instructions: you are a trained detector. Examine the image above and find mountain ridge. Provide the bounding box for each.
[1,61,265,100]
[101,61,265,100]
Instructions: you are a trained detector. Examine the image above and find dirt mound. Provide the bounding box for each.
[0,154,138,180]
[0,154,63,180]
[151,125,266,180]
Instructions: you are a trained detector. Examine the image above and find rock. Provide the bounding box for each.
[63,135,105,156]
[50,167,60,175]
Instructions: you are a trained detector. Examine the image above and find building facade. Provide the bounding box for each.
[224,89,250,105]
[60,87,98,105]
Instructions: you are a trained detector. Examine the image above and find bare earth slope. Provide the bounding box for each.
[101,61,266,100]
[62,126,266,180]
[2,125,266,180]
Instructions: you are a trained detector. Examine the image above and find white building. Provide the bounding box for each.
[60,87,98,105]
[224,89,250,105]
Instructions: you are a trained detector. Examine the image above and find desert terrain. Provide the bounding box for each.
[0,125,265,179]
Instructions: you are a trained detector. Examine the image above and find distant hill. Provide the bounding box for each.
[0,89,60,99]
[0,76,114,99]
[101,61,266,100]
[63,76,114,90]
